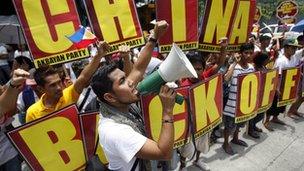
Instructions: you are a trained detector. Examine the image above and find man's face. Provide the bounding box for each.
[189,62,204,83]
[285,46,297,57]
[42,74,64,99]
[108,69,139,104]
[261,39,271,48]
[241,49,254,62]
[206,53,218,66]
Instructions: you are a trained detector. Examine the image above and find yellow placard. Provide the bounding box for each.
[141,88,190,149]
[84,0,145,53]
[7,105,86,171]
[191,75,223,138]
[235,72,260,123]
[13,0,88,66]
[278,67,301,107]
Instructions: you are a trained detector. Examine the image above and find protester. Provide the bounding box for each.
[16,69,43,124]
[248,52,269,138]
[91,20,174,171]
[25,41,110,122]
[84,45,136,113]
[12,44,32,71]
[286,37,304,119]
[0,69,29,171]
[254,34,272,53]
[222,43,255,155]
[264,38,301,129]
[178,38,227,170]
[178,51,210,171]
[71,59,96,112]
[10,54,37,124]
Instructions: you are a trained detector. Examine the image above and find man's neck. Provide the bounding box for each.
[114,103,130,113]
[261,45,267,51]
[284,52,291,60]
[239,61,248,69]
[43,94,60,108]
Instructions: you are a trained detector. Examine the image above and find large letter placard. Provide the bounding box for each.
[7,105,86,171]
[257,69,279,113]
[278,67,301,107]
[235,72,260,123]
[156,0,198,53]
[198,0,240,52]
[13,0,90,67]
[189,74,223,139]
[228,0,256,51]
[79,112,108,165]
[83,0,145,53]
[141,87,190,149]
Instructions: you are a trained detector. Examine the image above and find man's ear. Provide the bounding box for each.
[103,92,117,103]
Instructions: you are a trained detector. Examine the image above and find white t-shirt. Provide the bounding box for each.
[274,52,301,74]
[98,116,147,171]
[292,49,304,65]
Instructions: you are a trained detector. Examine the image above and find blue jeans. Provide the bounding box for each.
[0,155,22,171]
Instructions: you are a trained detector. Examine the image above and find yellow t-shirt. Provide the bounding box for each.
[26,84,80,123]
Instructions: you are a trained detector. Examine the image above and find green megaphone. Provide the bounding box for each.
[137,43,198,105]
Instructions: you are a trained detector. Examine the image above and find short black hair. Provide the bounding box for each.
[91,63,118,103]
[34,64,58,86]
[186,51,206,68]
[240,43,254,52]
[15,56,34,69]
[253,52,269,67]
[71,59,89,78]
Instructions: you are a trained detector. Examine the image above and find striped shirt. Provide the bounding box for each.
[223,63,255,117]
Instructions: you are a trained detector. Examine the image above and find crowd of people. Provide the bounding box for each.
[0,20,304,171]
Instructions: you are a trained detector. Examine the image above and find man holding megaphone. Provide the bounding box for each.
[91,20,178,171]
